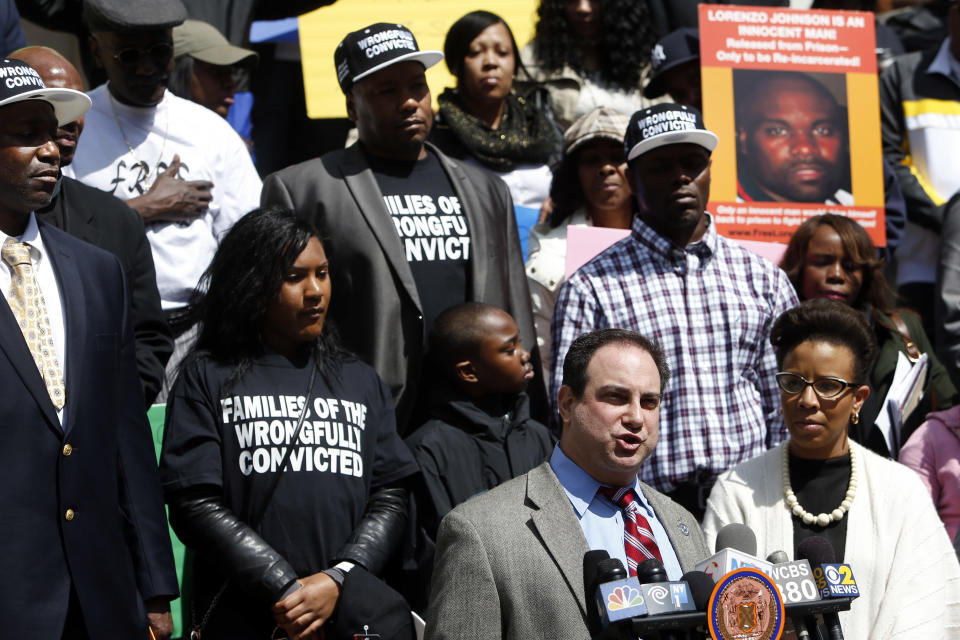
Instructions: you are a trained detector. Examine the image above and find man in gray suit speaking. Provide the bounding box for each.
[425,328,709,639]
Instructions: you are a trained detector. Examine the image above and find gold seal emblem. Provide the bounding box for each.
[708,568,785,640]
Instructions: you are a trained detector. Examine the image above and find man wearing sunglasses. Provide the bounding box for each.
[63,0,262,401]
[551,104,799,520]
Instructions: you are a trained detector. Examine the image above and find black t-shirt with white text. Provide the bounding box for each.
[160,351,418,635]
[367,149,471,334]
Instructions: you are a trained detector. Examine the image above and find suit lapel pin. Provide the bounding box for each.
[678,522,690,536]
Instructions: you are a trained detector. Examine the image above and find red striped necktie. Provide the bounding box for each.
[598,485,663,576]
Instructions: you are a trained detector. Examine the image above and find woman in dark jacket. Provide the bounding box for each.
[780,213,957,456]
[160,208,418,638]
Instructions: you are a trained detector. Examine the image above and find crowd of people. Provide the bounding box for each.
[3,0,960,638]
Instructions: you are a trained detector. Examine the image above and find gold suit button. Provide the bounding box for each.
[62,444,72,456]
[64,509,75,521]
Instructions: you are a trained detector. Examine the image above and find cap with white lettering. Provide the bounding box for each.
[0,58,91,125]
[334,23,442,93]
[625,103,718,162]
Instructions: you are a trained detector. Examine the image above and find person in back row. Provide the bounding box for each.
[262,22,543,434]
[406,302,554,537]
[552,104,799,519]
[64,0,262,400]
[16,45,172,407]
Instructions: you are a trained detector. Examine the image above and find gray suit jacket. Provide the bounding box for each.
[425,461,709,640]
[261,142,542,432]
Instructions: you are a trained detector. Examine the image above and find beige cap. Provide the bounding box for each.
[564,107,630,156]
[173,19,258,66]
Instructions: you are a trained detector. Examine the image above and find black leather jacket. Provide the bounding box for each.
[168,483,409,604]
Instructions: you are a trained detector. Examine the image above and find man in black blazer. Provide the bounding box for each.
[17,45,173,407]
[0,58,178,638]
[262,23,544,433]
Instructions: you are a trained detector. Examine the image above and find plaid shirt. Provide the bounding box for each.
[550,215,798,492]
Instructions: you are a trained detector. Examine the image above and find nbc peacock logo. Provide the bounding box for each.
[607,586,644,611]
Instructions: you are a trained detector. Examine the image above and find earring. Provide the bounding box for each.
[851,412,860,425]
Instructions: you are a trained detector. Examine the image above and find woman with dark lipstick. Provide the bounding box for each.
[704,299,960,640]
[159,207,418,638]
[780,214,956,456]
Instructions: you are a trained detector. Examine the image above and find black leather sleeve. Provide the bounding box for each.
[167,486,298,605]
[332,485,409,576]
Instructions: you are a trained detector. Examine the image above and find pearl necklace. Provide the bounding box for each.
[782,444,857,527]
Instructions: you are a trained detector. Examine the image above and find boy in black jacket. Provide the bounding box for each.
[406,302,554,537]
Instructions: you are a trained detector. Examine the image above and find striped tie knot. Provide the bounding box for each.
[598,484,663,576]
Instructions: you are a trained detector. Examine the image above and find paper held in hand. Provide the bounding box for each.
[875,351,928,458]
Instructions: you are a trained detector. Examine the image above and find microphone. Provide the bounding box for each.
[797,537,859,640]
[680,571,715,613]
[585,552,647,631]
[766,549,821,640]
[634,559,697,640]
[694,523,773,581]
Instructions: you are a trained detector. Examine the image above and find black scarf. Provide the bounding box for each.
[437,88,559,172]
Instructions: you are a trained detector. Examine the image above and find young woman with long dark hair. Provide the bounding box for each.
[160,207,418,638]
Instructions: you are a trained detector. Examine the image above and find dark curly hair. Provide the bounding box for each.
[780,214,895,313]
[532,0,655,91]
[189,207,346,386]
[771,298,878,385]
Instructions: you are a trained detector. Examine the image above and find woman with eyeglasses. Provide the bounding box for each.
[779,214,957,457]
[703,299,960,639]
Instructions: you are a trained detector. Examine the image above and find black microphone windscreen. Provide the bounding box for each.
[796,535,837,566]
[715,522,758,555]
[766,549,790,564]
[584,549,611,592]
[635,558,667,583]
[597,558,628,585]
[681,570,716,611]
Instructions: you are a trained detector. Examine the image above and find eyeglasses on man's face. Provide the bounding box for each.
[109,43,173,67]
[775,372,858,399]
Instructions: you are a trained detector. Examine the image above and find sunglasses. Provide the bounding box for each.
[775,372,858,399]
[109,43,173,67]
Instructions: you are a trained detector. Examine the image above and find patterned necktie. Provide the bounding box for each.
[2,238,65,409]
[598,485,663,576]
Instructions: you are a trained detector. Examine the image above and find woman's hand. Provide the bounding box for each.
[272,572,340,639]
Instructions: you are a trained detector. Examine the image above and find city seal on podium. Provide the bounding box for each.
[707,568,785,640]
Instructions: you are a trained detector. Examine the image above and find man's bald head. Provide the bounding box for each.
[12,47,84,91]
[11,47,85,167]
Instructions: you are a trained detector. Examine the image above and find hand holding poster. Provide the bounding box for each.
[699,5,886,246]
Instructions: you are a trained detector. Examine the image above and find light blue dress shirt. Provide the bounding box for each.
[550,444,684,581]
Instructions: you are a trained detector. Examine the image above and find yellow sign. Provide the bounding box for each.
[298,1,539,119]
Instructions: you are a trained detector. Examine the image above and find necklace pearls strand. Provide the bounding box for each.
[782,444,858,527]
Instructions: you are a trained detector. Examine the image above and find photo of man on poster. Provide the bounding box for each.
[735,70,852,205]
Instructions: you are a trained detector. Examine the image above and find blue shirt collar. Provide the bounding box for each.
[549,444,658,520]
[927,38,960,88]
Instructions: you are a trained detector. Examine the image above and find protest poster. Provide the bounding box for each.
[698,4,886,246]
[297,1,538,119]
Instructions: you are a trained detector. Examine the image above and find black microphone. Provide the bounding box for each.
[584,550,612,635]
[585,551,648,637]
[680,571,715,613]
[766,549,817,640]
[797,536,855,640]
[634,559,696,640]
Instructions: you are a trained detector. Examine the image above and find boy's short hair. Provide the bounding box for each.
[429,302,509,374]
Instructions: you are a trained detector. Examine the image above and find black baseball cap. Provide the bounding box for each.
[335,23,442,93]
[625,103,718,161]
[0,58,90,125]
[644,28,700,99]
[83,0,187,31]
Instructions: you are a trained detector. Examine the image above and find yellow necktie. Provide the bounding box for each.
[2,238,65,409]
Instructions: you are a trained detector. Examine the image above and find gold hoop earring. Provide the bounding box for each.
[851,412,860,425]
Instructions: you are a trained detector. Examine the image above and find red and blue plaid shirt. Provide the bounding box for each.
[550,215,798,492]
